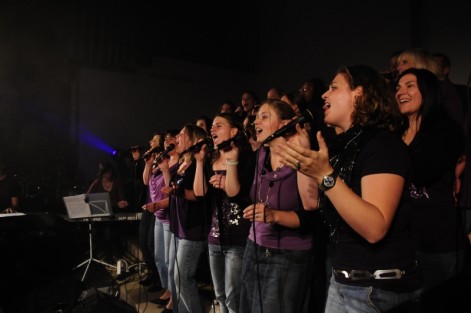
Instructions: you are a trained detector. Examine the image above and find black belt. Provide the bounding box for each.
[333,265,415,281]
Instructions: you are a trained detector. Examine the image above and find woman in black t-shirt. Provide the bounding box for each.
[277,65,422,313]
[396,68,467,301]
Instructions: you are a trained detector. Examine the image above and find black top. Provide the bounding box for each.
[169,161,211,241]
[205,149,256,247]
[408,114,467,253]
[299,128,421,291]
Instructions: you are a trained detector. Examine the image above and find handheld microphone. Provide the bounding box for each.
[143,146,161,160]
[179,137,213,157]
[152,144,176,168]
[262,109,314,144]
[216,130,251,151]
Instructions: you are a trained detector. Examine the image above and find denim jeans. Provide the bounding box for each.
[324,275,416,313]
[154,219,171,289]
[168,233,179,313]
[239,239,313,313]
[208,243,245,313]
[174,238,207,313]
[415,250,466,297]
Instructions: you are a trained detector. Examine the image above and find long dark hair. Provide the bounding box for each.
[182,123,208,161]
[396,68,444,136]
[211,112,251,162]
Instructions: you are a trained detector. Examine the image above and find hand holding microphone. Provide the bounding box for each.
[143,146,161,160]
[262,109,313,144]
[152,143,176,169]
[179,137,213,157]
[216,129,251,152]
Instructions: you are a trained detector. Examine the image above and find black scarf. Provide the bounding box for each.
[318,126,376,243]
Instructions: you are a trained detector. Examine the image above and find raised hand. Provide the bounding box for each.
[277,131,333,182]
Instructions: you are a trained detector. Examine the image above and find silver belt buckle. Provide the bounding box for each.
[373,269,403,279]
[349,270,373,280]
[337,270,350,279]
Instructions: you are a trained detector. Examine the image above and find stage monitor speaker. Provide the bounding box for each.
[19,276,83,313]
[72,287,136,313]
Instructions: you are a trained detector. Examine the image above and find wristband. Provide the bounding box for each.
[226,160,239,166]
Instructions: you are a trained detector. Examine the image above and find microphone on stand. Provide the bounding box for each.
[216,130,251,152]
[179,137,213,157]
[261,109,314,144]
[152,144,176,169]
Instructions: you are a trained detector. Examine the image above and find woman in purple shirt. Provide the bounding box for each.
[239,99,319,313]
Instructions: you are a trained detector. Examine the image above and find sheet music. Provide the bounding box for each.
[63,194,91,219]
[63,193,113,219]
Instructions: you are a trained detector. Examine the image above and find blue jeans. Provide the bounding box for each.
[239,239,313,313]
[174,238,207,313]
[324,275,416,313]
[415,250,466,298]
[208,243,245,313]
[154,220,171,289]
[168,233,179,313]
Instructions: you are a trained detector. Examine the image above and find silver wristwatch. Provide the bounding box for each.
[319,171,338,192]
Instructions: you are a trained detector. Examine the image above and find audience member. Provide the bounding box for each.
[143,129,180,310]
[278,65,422,312]
[239,99,318,313]
[194,112,255,313]
[298,78,337,148]
[220,100,236,113]
[382,49,404,84]
[87,161,129,262]
[163,124,211,313]
[139,133,164,290]
[397,48,440,77]
[87,161,128,209]
[280,90,306,115]
[458,102,471,246]
[196,116,212,135]
[243,114,261,152]
[266,86,284,100]
[396,68,468,304]
[299,77,326,108]
[0,154,20,213]
[433,52,468,125]
[235,90,259,120]
[127,145,146,210]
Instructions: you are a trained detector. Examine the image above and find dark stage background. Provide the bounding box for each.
[1,0,470,214]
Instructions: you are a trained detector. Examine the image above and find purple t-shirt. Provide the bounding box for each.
[248,147,313,250]
[151,163,179,223]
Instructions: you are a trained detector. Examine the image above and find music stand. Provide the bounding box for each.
[63,193,116,281]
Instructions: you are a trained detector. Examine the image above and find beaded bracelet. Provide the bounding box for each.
[226,160,239,166]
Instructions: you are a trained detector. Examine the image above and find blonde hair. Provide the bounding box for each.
[398,48,440,77]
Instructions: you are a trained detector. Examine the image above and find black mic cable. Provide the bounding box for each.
[261,109,314,144]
